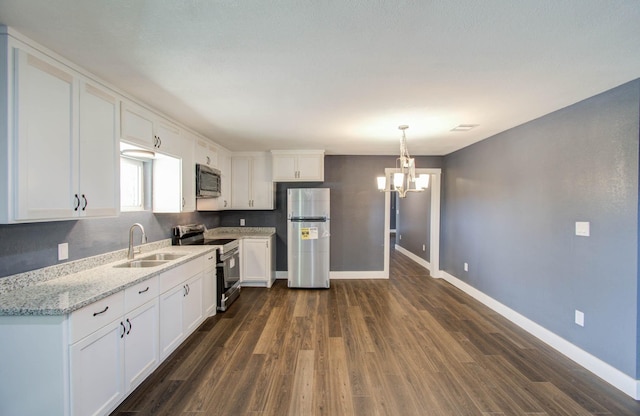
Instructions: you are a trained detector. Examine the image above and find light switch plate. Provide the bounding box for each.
[58,243,69,261]
[464,262,469,272]
[575,221,590,237]
[575,310,585,327]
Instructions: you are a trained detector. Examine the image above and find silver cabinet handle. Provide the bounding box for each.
[74,194,80,211]
[126,318,132,335]
[120,321,126,338]
[81,194,88,211]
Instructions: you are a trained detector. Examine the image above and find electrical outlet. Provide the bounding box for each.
[575,310,585,327]
[58,243,69,261]
[240,219,245,226]
[464,262,469,272]
[399,234,402,240]
[422,244,426,252]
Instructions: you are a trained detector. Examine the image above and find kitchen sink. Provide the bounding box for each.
[139,253,185,261]
[113,259,169,268]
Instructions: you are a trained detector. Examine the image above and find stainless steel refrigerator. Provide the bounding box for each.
[287,188,330,288]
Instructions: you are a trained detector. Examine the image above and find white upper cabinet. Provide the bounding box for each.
[79,81,119,217]
[271,150,324,182]
[231,153,274,210]
[195,138,219,168]
[3,40,119,223]
[120,101,181,157]
[180,132,196,212]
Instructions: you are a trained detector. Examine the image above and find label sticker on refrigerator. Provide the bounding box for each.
[301,227,319,240]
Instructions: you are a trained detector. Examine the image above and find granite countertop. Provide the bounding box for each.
[206,226,276,239]
[0,227,275,317]
[0,243,215,317]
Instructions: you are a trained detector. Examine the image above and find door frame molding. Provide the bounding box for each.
[383,168,442,278]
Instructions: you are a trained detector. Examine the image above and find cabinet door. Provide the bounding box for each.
[218,151,231,209]
[14,49,76,221]
[155,119,181,156]
[250,156,274,209]
[121,102,154,148]
[195,139,218,168]
[242,239,269,283]
[297,154,324,181]
[231,156,252,209]
[183,273,204,334]
[203,254,217,316]
[70,319,125,416]
[78,81,119,217]
[159,284,185,359]
[180,133,196,212]
[272,154,297,181]
[124,299,159,392]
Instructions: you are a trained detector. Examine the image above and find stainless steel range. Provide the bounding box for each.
[173,224,240,312]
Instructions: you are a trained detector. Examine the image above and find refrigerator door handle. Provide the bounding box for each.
[290,216,328,222]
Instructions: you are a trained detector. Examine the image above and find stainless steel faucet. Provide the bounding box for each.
[128,223,147,259]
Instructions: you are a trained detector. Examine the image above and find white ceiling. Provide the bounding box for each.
[1,1,639,155]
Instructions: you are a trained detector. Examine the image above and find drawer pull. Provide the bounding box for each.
[93,306,109,317]
[138,286,150,294]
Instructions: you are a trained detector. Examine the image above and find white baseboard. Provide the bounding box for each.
[439,270,639,400]
[395,244,432,272]
[275,270,388,280]
[330,271,387,279]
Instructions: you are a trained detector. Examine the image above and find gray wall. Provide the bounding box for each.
[397,183,432,263]
[0,211,221,278]
[441,80,640,378]
[224,155,406,272]
[0,155,419,278]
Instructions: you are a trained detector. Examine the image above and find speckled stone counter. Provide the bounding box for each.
[0,241,216,316]
[205,226,276,239]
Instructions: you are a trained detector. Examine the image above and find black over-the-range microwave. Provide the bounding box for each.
[196,163,221,198]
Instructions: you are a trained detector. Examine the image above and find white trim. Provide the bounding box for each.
[395,245,432,273]
[383,168,442,280]
[330,271,387,279]
[439,270,639,400]
[276,270,388,280]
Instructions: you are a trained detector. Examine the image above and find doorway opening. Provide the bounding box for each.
[382,168,441,278]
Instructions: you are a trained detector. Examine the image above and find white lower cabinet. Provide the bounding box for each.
[159,257,206,359]
[70,318,125,416]
[0,252,215,416]
[123,299,160,391]
[69,288,159,416]
[240,236,276,288]
[203,252,217,317]
[159,282,186,358]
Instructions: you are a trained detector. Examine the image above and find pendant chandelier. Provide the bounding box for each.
[377,125,429,198]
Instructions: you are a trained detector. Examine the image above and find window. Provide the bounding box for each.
[120,156,144,211]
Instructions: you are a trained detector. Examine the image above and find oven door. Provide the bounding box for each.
[217,247,240,312]
[220,247,240,288]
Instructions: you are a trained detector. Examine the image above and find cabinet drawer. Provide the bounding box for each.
[204,250,217,270]
[69,291,124,344]
[125,276,159,312]
[160,257,203,293]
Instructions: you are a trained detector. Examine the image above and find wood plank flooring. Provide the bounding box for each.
[112,244,640,416]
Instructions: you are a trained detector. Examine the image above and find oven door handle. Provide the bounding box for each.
[220,249,239,262]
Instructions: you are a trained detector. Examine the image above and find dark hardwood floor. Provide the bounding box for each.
[112,242,640,415]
